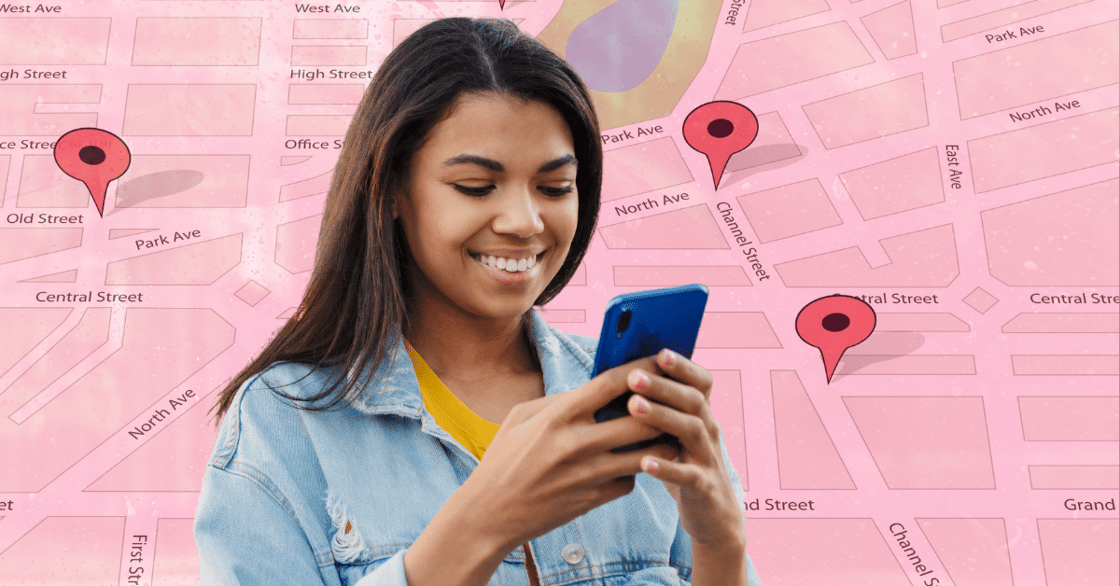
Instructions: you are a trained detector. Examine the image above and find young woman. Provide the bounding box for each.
[195,17,762,586]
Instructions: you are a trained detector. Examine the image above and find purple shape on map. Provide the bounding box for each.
[564,0,678,93]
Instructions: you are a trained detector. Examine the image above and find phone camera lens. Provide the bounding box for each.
[617,310,632,337]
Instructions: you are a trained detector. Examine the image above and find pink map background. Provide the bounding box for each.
[0,0,1117,584]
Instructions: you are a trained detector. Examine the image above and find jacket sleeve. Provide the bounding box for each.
[194,464,340,586]
[667,426,764,586]
[195,368,413,586]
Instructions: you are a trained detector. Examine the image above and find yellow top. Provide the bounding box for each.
[404,339,500,461]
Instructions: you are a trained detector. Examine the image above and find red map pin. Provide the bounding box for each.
[53,128,131,217]
[796,294,876,384]
[499,0,505,8]
[682,101,758,189]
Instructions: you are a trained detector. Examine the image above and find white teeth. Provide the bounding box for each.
[475,254,538,273]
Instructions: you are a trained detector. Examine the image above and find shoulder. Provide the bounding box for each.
[199,364,341,574]
[236,360,355,412]
[529,311,605,397]
[249,360,330,396]
[556,328,599,362]
[210,361,341,468]
[530,309,599,368]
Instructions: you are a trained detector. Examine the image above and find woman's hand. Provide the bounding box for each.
[447,355,683,554]
[623,349,746,547]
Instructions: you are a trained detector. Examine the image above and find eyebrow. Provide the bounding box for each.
[441,153,578,173]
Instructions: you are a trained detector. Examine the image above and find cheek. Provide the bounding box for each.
[437,220,455,238]
[562,200,580,241]
[408,200,457,251]
[399,218,440,272]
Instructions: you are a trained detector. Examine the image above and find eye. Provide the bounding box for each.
[453,184,495,197]
[540,184,574,198]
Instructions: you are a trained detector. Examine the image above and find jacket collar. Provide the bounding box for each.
[350,308,594,418]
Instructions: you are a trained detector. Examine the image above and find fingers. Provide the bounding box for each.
[636,451,707,488]
[626,366,708,419]
[626,382,720,465]
[557,350,716,471]
[566,350,711,422]
[655,349,713,402]
[563,355,664,422]
[646,442,683,463]
[574,410,672,454]
[567,347,713,424]
[581,444,685,483]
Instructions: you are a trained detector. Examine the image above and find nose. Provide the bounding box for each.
[492,185,544,239]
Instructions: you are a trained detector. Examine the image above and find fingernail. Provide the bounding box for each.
[632,395,650,414]
[643,458,659,473]
[631,370,650,390]
[661,349,676,366]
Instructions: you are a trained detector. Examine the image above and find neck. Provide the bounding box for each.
[403,306,539,387]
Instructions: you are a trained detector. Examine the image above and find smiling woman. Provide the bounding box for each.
[195,16,761,586]
[393,93,580,329]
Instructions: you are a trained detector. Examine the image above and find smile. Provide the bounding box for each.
[469,252,543,274]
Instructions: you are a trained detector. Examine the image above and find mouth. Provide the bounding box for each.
[469,251,545,272]
[465,249,548,284]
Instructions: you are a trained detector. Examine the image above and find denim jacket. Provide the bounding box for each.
[194,308,762,585]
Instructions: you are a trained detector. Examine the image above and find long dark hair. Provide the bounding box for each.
[212,17,602,421]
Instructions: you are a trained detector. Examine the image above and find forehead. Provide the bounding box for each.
[417,92,574,158]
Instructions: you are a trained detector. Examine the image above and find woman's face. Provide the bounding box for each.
[394,91,580,325]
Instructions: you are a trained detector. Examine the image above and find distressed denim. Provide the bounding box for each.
[194,308,763,585]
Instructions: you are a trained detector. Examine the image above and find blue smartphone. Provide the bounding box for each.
[592,284,709,453]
